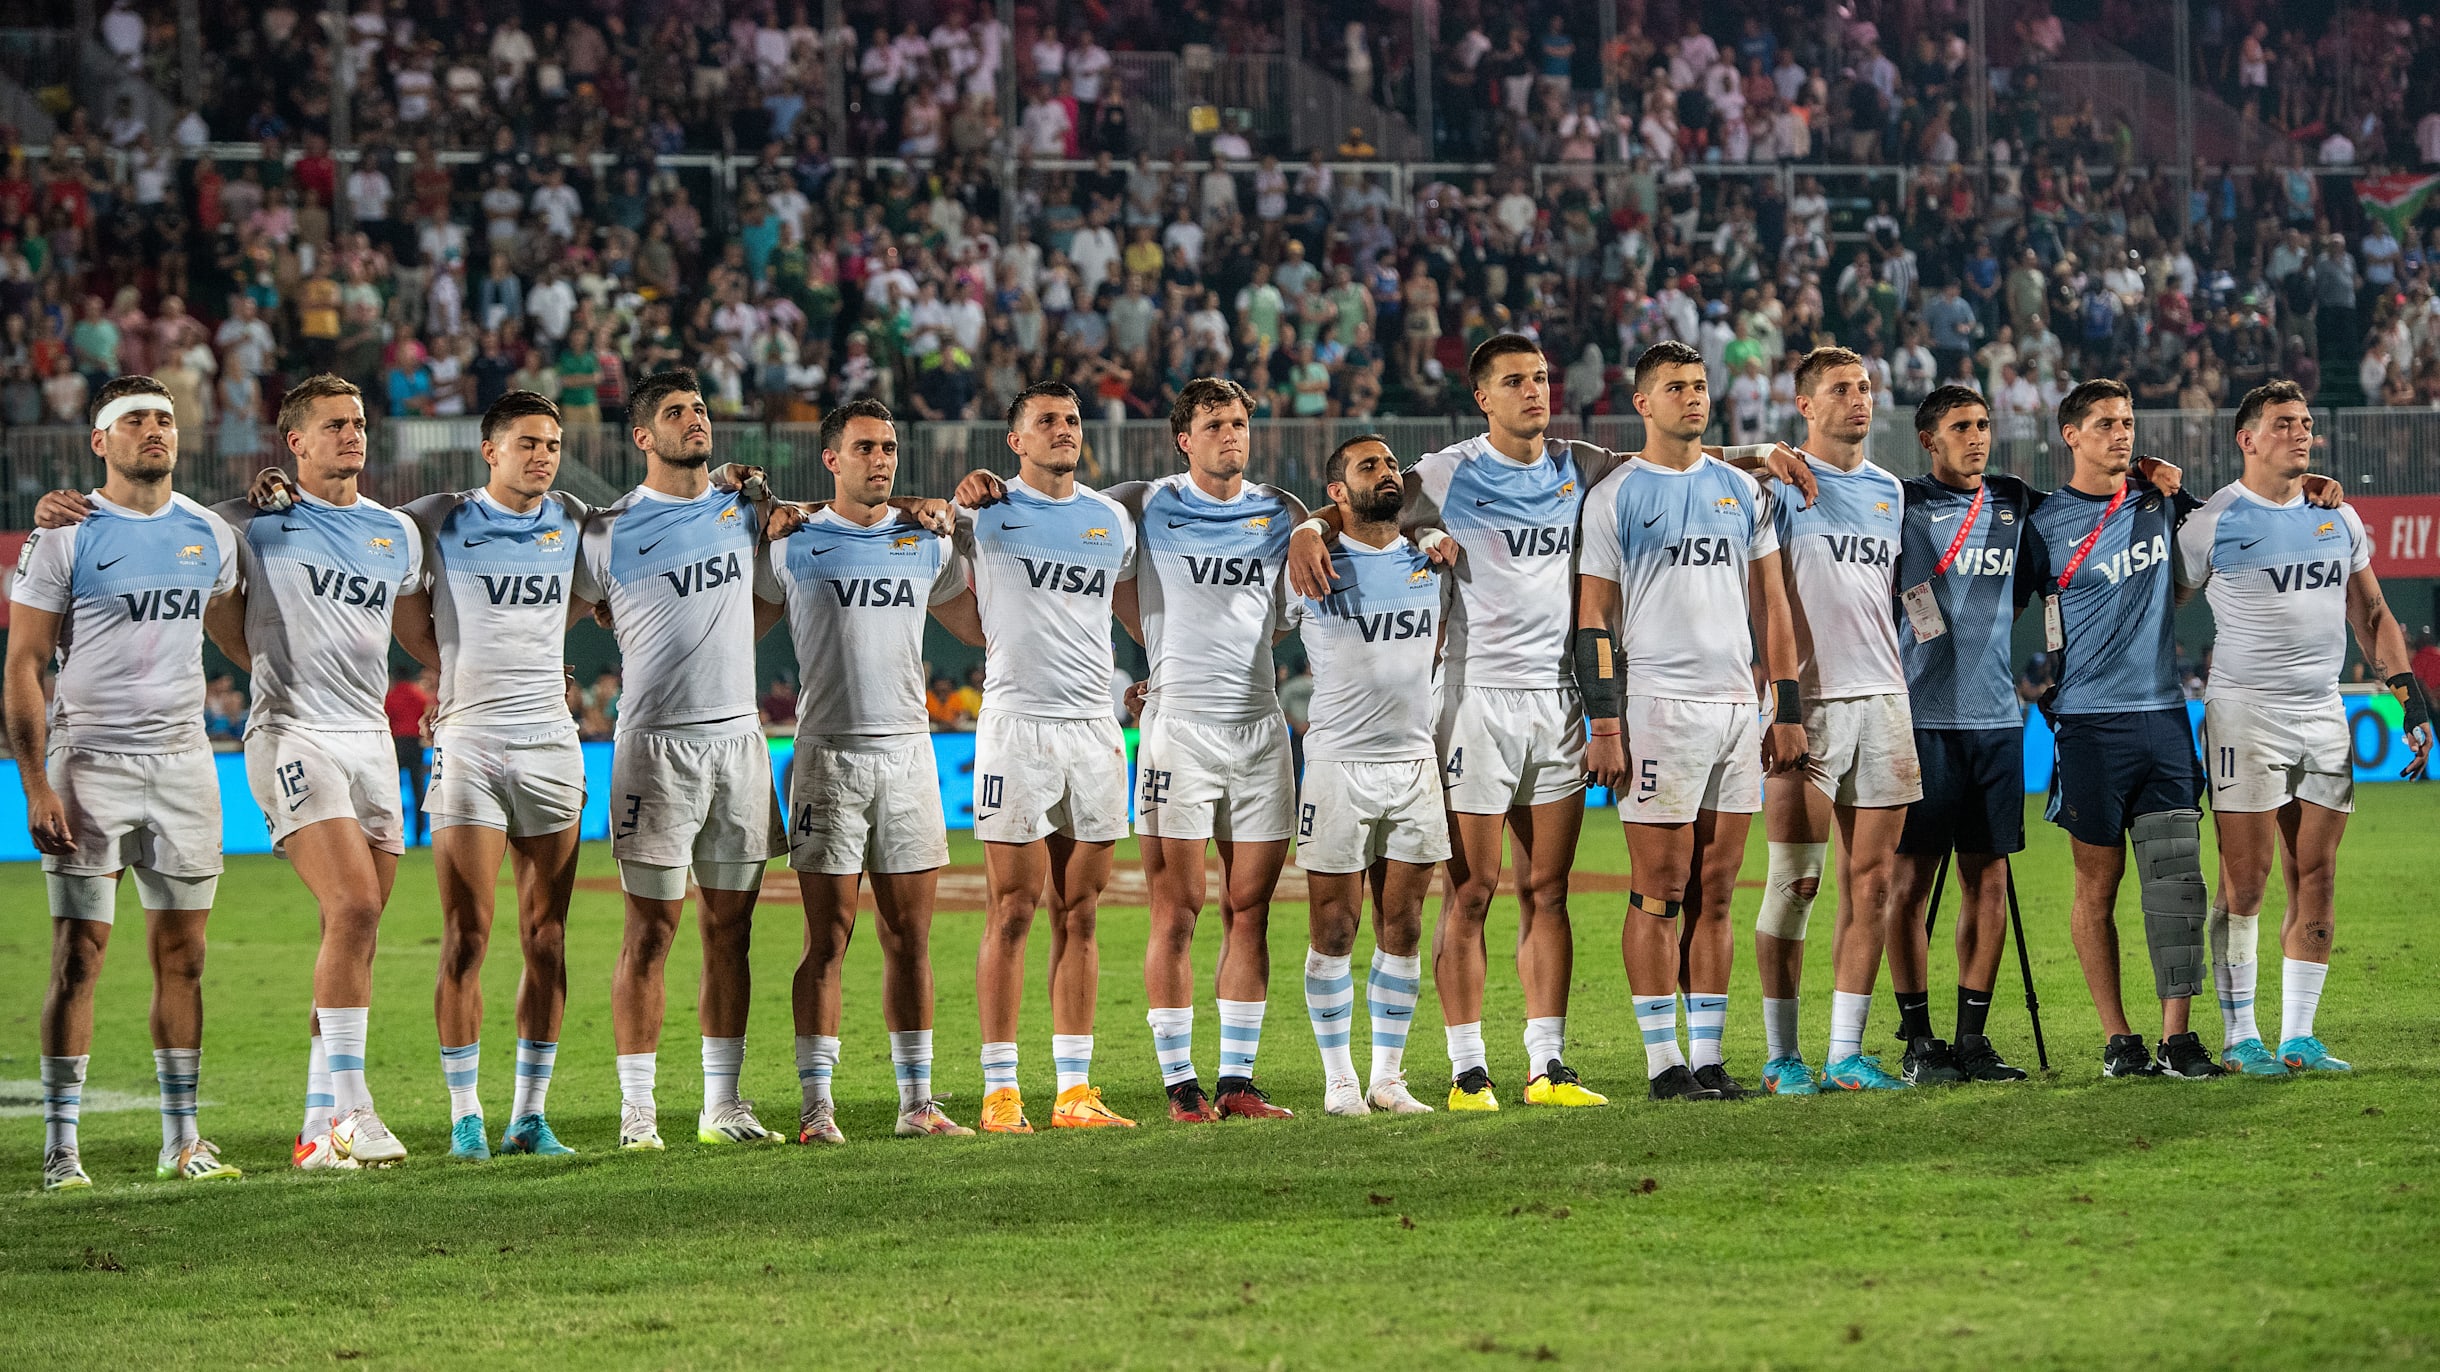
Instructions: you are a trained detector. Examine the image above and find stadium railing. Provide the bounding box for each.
[6,407,2434,524]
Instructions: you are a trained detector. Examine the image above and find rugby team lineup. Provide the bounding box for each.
[10,332,2431,1191]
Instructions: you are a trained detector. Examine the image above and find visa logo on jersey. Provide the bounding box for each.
[1348,607,1434,641]
[117,587,203,621]
[1822,535,1894,566]
[1949,546,2016,576]
[1184,555,1267,586]
[2088,534,2170,586]
[1666,536,1735,566]
[829,577,918,606]
[2265,561,2347,592]
[1501,526,1573,557]
[304,564,393,609]
[479,573,565,606]
[1018,557,1109,596]
[661,551,744,597]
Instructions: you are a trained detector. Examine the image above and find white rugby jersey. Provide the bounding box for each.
[771,508,965,737]
[1579,456,1777,703]
[218,490,422,733]
[1283,535,1445,762]
[2175,483,2370,709]
[7,492,238,752]
[1126,473,1293,725]
[573,484,777,735]
[1409,435,1583,690]
[954,476,1136,721]
[1771,455,1907,699]
[404,488,586,734]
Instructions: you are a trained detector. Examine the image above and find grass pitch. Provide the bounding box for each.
[3,792,2437,1369]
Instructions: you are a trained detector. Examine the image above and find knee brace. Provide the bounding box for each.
[692,860,767,894]
[2131,809,2208,1000]
[619,861,689,902]
[45,872,118,924]
[130,868,218,912]
[1754,842,1826,941]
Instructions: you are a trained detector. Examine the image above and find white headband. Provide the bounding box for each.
[92,393,176,432]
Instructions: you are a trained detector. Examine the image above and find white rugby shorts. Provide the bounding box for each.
[609,728,784,868]
[1436,684,1587,814]
[1134,709,1296,843]
[1802,693,1924,809]
[245,726,404,856]
[1294,757,1451,874]
[972,709,1130,845]
[2202,696,2354,814]
[787,732,951,875]
[1617,696,1763,824]
[427,725,587,837]
[42,744,224,881]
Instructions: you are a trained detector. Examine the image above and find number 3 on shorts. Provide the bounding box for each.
[1636,757,1658,800]
[618,792,643,835]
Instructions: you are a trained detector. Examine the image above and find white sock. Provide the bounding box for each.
[1366,950,1422,1085]
[1635,997,1684,1076]
[2280,958,2329,1045]
[701,1036,745,1114]
[1304,948,1358,1080]
[303,1029,334,1138]
[1443,1020,1487,1080]
[1523,1015,1566,1077]
[980,1040,1019,1093]
[1762,996,1801,1062]
[440,1042,482,1122]
[320,1006,371,1115]
[1216,998,1266,1081]
[2209,906,2263,1048]
[1685,994,1728,1069]
[1051,1034,1093,1092]
[1827,990,1871,1064]
[889,1029,932,1111]
[615,1052,657,1111]
[794,1034,839,1110]
[1147,1006,1197,1086]
[511,1039,557,1120]
[41,1054,86,1154]
[154,1047,199,1150]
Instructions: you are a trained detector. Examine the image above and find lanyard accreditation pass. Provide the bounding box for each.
[1899,485,1987,644]
[2043,484,2128,651]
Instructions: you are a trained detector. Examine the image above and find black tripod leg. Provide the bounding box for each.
[2004,860,2050,1073]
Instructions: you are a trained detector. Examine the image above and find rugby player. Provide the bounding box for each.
[2024,379,2225,1079]
[2175,380,2432,1075]
[770,398,983,1141]
[1578,341,1807,1102]
[7,377,241,1189]
[955,382,1138,1131]
[1749,347,1923,1095]
[1285,435,1448,1117]
[575,369,790,1148]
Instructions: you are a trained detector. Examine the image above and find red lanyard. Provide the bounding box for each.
[1932,485,1986,576]
[2055,485,2129,590]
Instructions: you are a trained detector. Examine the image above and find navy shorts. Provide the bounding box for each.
[2046,708,2205,848]
[1898,727,2025,857]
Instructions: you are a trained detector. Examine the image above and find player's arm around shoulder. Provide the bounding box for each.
[2170,489,2224,606]
[199,504,252,671]
[1267,486,1308,643]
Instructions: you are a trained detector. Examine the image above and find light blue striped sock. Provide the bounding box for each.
[1216,999,1265,1081]
[981,1041,1019,1094]
[41,1054,86,1154]
[1147,1006,1197,1087]
[511,1039,557,1120]
[1685,994,1728,1070]
[441,1042,482,1122]
[154,1047,200,1149]
[1636,996,1684,1076]
[1367,950,1422,1083]
[1305,949,1357,1080]
[320,1006,371,1116]
[1051,1034,1093,1093]
[303,1029,334,1138]
[794,1034,839,1109]
[889,1029,932,1111]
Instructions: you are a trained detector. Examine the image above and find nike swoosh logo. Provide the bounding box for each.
[288,796,308,811]
[807,544,838,556]
[1931,513,1958,524]
[462,538,492,547]
[639,538,665,555]
[95,556,123,570]
[1000,523,1030,531]
[1166,519,1196,528]
[1634,793,1654,803]
[1641,513,1664,528]
[281,523,307,532]
[1475,498,1500,507]
[2238,537,2264,550]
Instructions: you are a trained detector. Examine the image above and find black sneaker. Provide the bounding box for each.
[2156,1032,2229,1080]
[2101,1034,2161,1078]
[1647,1065,1723,1101]
[1952,1034,2029,1082]
[1900,1036,1967,1085]
[1165,1079,1219,1122]
[1689,1063,1749,1100]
